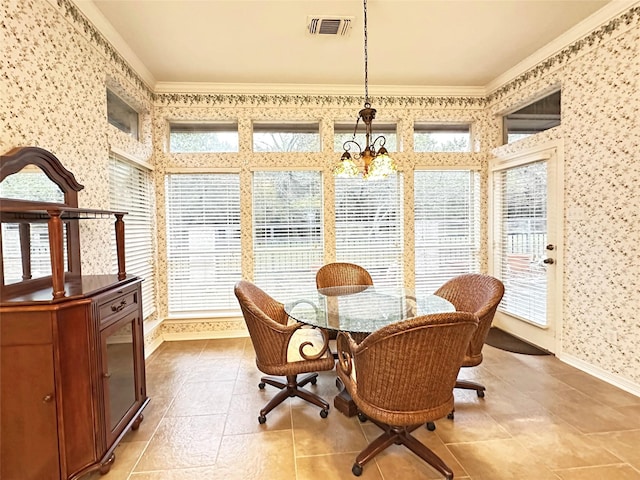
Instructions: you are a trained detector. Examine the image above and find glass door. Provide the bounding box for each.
[100,311,140,445]
[490,145,562,352]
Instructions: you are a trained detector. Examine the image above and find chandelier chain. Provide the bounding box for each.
[363,0,369,105]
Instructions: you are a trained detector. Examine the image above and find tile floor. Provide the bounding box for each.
[90,337,640,480]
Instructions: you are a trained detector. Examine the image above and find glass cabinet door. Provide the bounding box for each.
[100,311,140,443]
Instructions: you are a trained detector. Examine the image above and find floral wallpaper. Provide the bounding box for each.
[2,0,639,386]
[489,11,640,385]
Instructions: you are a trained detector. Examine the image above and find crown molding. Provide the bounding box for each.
[153,82,485,98]
[486,0,640,93]
[71,0,156,88]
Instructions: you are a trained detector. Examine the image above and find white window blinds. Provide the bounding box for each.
[252,171,323,302]
[335,175,404,288]
[109,155,156,319]
[414,170,480,296]
[165,173,241,314]
[493,161,547,325]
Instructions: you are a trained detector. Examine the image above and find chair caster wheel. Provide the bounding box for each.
[426,422,436,431]
[357,412,368,423]
[258,382,266,389]
[320,409,329,418]
[352,463,363,476]
[477,390,485,398]
[447,411,455,420]
[310,377,317,385]
[258,415,266,424]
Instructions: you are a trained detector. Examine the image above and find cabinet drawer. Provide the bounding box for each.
[97,286,140,325]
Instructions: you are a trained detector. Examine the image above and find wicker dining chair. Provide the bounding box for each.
[316,262,374,356]
[434,274,505,398]
[234,280,336,423]
[336,312,478,478]
[316,262,374,289]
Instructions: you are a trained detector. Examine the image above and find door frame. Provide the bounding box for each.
[488,140,564,354]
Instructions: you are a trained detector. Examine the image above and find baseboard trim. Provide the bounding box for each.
[145,336,164,358]
[557,352,640,398]
[162,330,249,341]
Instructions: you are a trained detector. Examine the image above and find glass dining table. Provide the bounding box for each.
[284,284,455,416]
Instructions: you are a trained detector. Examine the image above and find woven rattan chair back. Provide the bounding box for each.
[338,312,478,425]
[335,312,478,478]
[316,262,373,289]
[234,280,335,423]
[434,274,504,367]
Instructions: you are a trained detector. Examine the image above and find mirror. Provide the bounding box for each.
[0,164,65,202]
[1,165,68,284]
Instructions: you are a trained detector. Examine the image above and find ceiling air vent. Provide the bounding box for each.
[307,16,354,36]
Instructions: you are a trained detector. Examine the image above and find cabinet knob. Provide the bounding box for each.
[103,372,112,378]
[42,394,54,403]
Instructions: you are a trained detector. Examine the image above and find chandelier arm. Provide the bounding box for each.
[342,139,364,159]
[371,135,387,149]
[352,116,361,138]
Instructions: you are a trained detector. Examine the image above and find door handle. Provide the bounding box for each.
[543,258,555,264]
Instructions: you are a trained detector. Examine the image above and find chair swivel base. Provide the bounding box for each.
[455,379,486,398]
[257,373,329,424]
[351,423,453,479]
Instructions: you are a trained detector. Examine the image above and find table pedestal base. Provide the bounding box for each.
[334,389,358,417]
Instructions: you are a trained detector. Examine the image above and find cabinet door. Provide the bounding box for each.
[1,344,59,480]
[100,310,142,446]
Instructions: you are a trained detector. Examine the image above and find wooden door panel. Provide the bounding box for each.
[1,344,59,480]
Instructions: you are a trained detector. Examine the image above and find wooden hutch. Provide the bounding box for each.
[0,147,148,480]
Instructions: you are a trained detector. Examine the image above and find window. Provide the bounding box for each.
[414,170,480,296]
[252,171,323,302]
[335,175,404,289]
[503,90,561,144]
[169,122,239,153]
[109,155,156,318]
[107,89,139,139]
[252,122,320,152]
[413,123,470,152]
[334,122,398,152]
[165,173,241,315]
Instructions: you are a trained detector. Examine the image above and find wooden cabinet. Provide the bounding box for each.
[0,147,148,480]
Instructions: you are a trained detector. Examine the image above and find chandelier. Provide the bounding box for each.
[333,0,397,180]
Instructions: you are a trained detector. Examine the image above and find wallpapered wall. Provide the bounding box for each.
[2,0,639,387]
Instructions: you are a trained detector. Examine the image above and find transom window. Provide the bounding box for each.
[503,90,561,144]
[107,89,139,139]
[169,122,239,153]
[252,122,321,152]
[414,123,471,152]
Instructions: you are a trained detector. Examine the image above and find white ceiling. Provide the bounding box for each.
[76,0,629,95]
